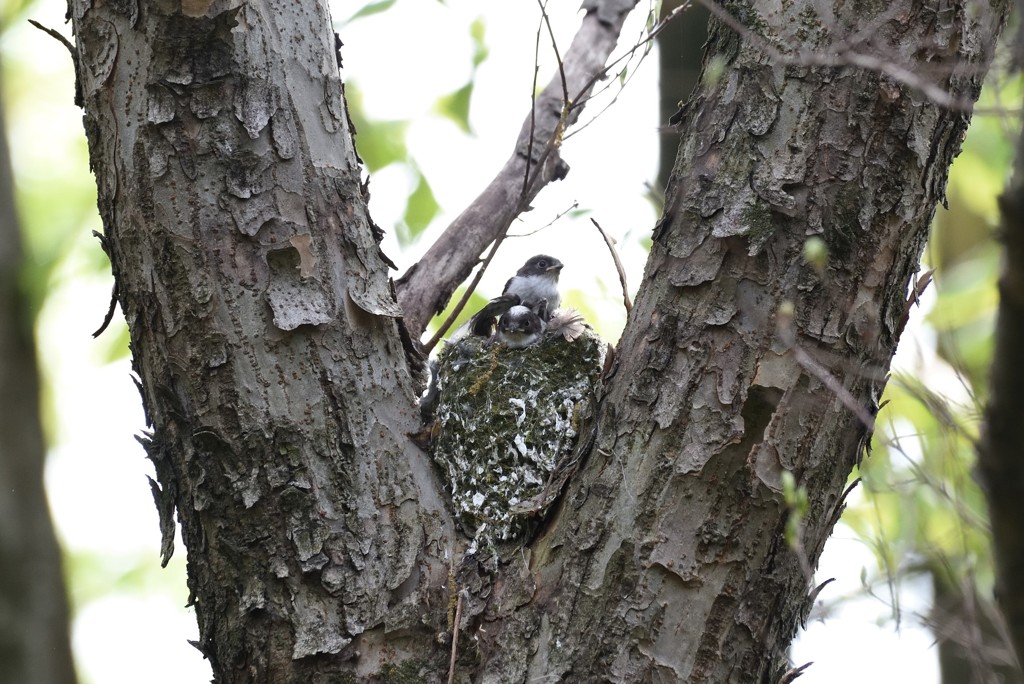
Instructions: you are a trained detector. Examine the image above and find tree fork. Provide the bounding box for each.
[68,0,1010,682]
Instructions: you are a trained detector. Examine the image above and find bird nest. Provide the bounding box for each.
[431,324,605,547]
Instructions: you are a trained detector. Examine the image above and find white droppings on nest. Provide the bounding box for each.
[431,324,605,546]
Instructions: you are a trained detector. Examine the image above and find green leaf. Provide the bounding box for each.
[802,235,828,274]
[434,82,474,134]
[346,83,409,171]
[705,55,727,87]
[469,18,489,68]
[401,171,440,243]
[346,0,398,22]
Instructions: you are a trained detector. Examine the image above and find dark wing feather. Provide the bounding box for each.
[469,293,521,337]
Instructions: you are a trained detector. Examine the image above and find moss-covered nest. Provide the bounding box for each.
[431,325,605,545]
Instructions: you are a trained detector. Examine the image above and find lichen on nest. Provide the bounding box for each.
[431,325,605,546]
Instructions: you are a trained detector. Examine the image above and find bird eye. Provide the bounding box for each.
[537,259,548,267]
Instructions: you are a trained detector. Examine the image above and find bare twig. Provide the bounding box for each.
[509,201,579,238]
[568,1,693,130]
[775,301,879,432]
[92,281,120,338]
[779,662,813,683]
[27,20,76,56]
[446,592,464,684]
[790,345,877,431]
[589,218,632,314]
[536,0,570,110]
[523,4,547,202]
[422,237,507,353]
[90,229,120,337]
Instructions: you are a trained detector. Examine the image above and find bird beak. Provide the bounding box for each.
[547,263,564,272]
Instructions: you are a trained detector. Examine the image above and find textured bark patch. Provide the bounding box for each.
[266,247,332,330]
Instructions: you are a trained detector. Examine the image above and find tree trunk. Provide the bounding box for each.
[69,1,453,679]
[69,0,1008,682]
[479,3,1007,679]
[0,66,78,684]
[981,16,1024,664]
[655,1,707,190]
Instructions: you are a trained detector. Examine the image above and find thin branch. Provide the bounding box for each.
[422,237,507,353]
[396,0,644,336]
[446,592,464,684]
[568,1,692,119]
[775,302,879,432]
[27,19,76,56]
[589,218,632,314]
[779,662,813,684]
[509,201,579,238]
[536,0,571,107]
[92,281,120,338]
[523,3,546,202]
[790,345,877,432]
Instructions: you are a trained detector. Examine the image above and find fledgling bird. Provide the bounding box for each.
[469,255,563,337]
[502,255,563,318]
[495,301,547,349]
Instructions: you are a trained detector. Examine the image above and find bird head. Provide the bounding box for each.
[517,255,563,280]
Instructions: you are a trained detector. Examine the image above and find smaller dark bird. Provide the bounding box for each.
[470,255,563,337]
[495,302,547,349]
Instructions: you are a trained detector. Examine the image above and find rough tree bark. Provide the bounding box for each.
[68,0,1007,682]
[480,2,1007,679]
[68,0,453,678]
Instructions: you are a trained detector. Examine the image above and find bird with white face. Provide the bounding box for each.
[467,255,563,338]
[495,301,547,349]
[501,254,563,318]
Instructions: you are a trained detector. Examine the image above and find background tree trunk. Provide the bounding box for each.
[980,20,1024,665]
[656,1,707,190]
[69,0,1009,682]
[0,66,78,684]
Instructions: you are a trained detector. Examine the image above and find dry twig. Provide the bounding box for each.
[589,218,632,314]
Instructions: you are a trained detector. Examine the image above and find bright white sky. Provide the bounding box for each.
[2,0,949,681]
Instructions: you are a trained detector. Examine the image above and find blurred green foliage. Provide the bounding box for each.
[345,0,398,23]
[838,67,1021,672]
[64,549,190,610]
[433,18,487,135]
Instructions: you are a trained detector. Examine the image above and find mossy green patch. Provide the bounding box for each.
[743,201,777,254]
